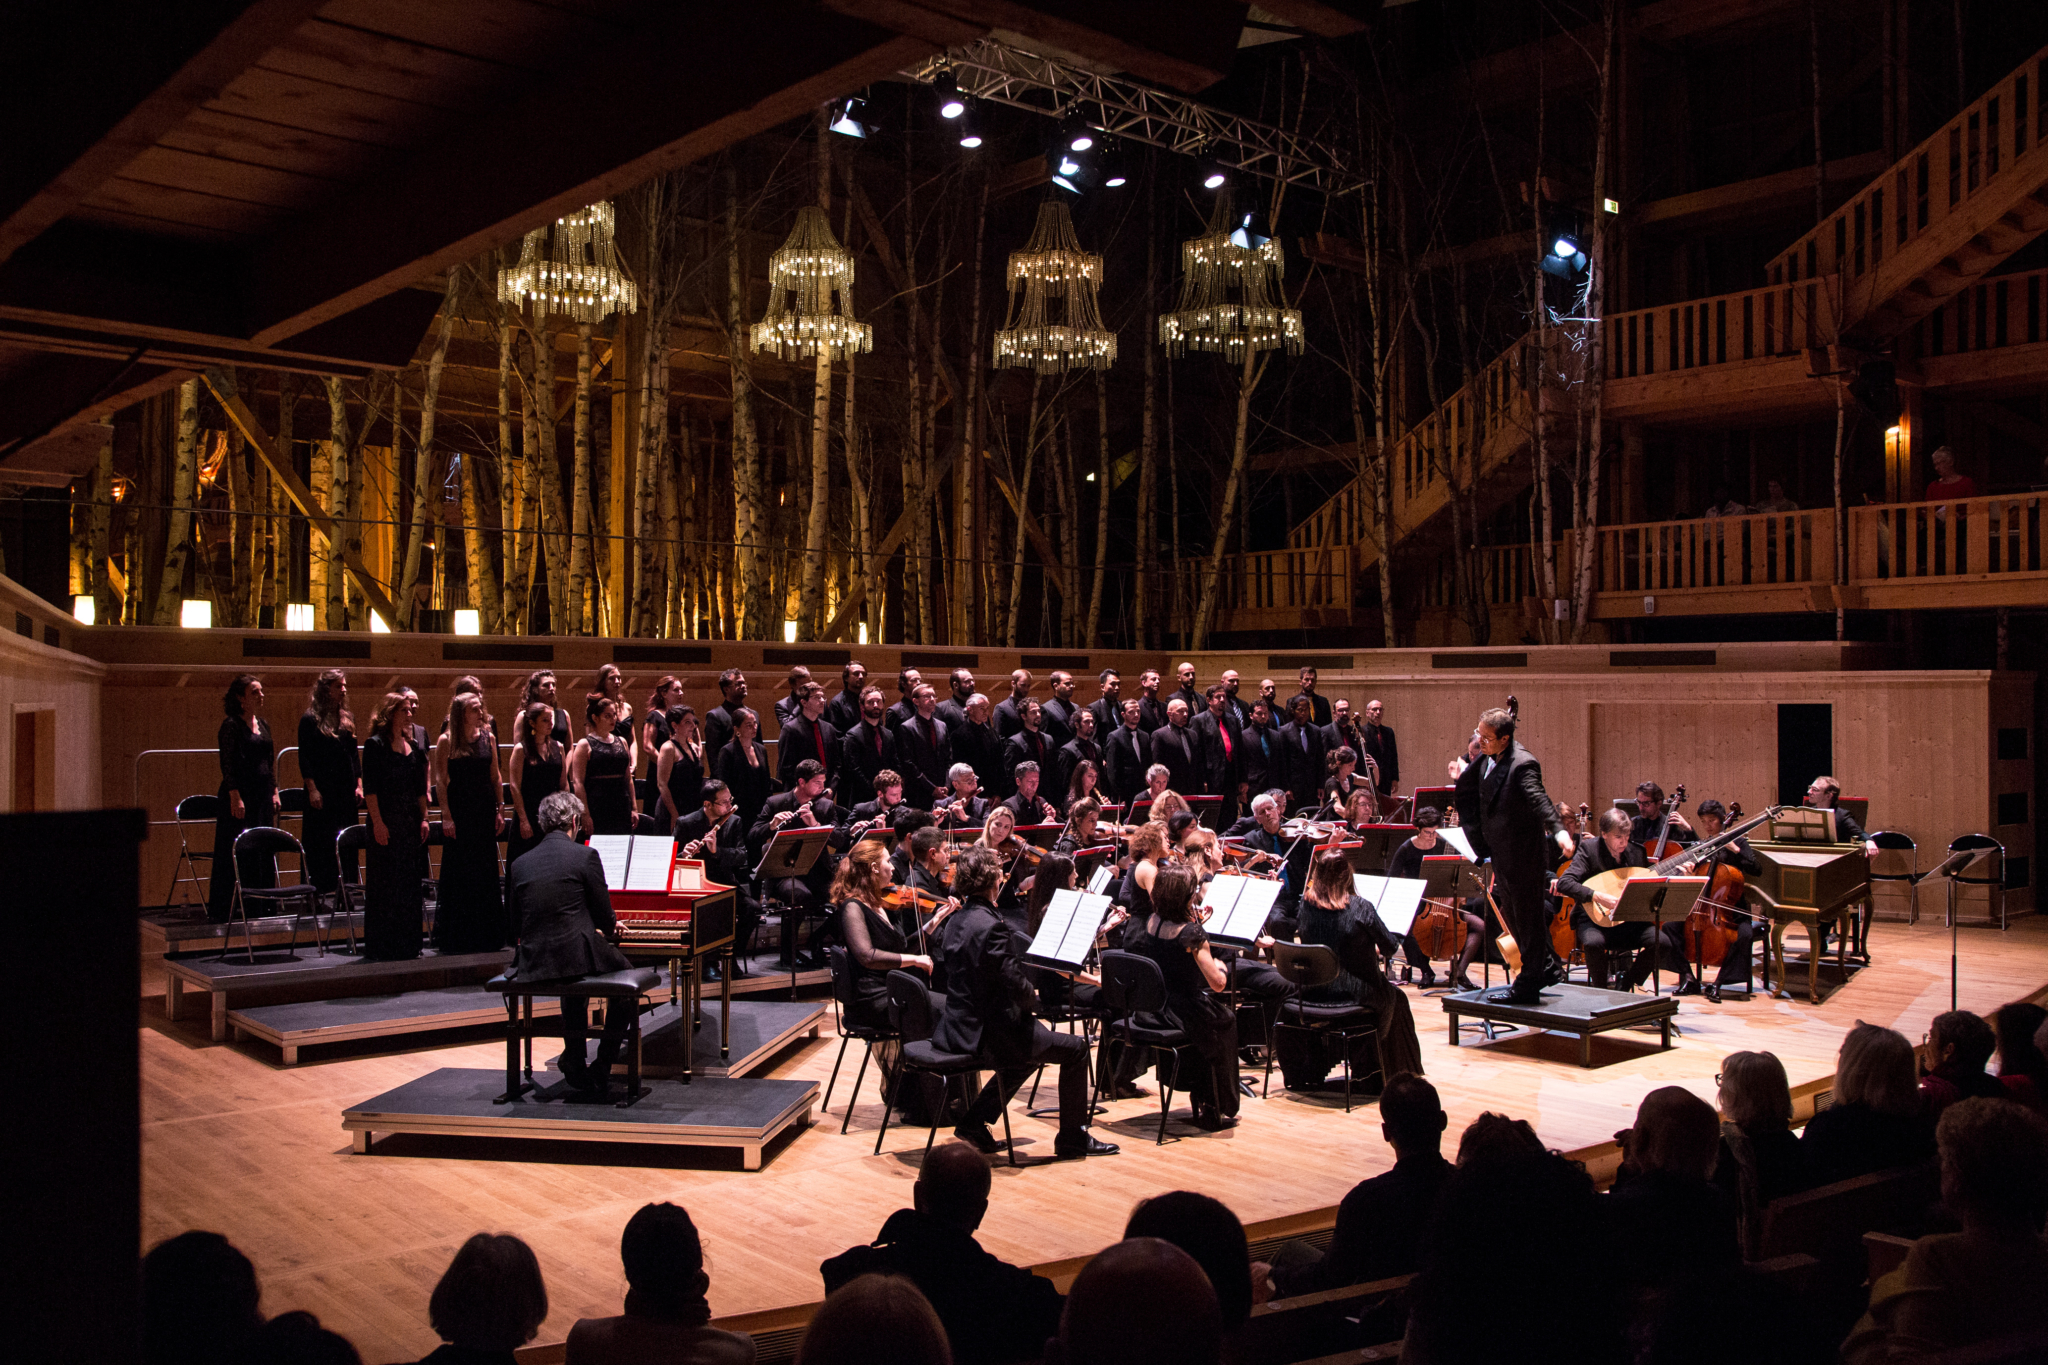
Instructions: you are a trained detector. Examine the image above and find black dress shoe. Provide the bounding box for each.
[1415,965,1439,989]
[1053,1131,1120,1158]
[951,1123,1004,1155]
[1674,978,1703,997]
[1542,959,1568,988]
[1485,986,1544,1005]
[1192,1108,1239,1131]
[702,961,723,983]
[1703,984,1722,1003]
[1450,975,1479,992]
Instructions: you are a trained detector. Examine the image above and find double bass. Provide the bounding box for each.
[1683,800,1746,969]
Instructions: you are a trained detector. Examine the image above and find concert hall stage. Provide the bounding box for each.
[142,914,2048,1363]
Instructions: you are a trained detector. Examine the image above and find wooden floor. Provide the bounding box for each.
[141,914,2048,1364]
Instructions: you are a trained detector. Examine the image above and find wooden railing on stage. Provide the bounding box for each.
[1158,543,1356,637]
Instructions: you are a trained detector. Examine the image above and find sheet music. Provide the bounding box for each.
[1027,888,1112,967]
[1204,874,1283,944]
[1354,875,1428,936]
[1086,864,1113,895]
[624,837,675,891]
[1438,826,1476,860]
[588,834,632,890]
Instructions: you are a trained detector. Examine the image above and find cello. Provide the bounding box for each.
[1547,802,1591,960]
[1683,800,1746,970]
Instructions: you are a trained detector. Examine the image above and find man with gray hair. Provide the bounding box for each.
[505,791,636,1093]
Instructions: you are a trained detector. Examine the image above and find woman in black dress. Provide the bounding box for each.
[655,704,705,829]
[834,841,931,1093]
[596,664,637,744]
[513,669,570,751]
[1388,806,1486,990]
[433,691,506,952]
[572,692,637,836]
[1127,862,1240,1129]
[505,701,566,869]
[641,676,682,811]
[1280,848,1424,1091]
[362,690,429,960]
[1320,745,1371,817]
[208,674,279,921]
[296,668,361,895]
[712,706,772,828]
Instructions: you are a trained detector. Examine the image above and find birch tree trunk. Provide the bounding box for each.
[1056,405,1079,647]
[568,320,595,634]
[400,281,455,617]
[273,377,294,623]
[153,377,200,624]
[1570,0,1617,642]
[843,352,874,644]
[958,178,988,644]
[532,329,570,632]
[1004,376,1041,647]
[91,426,116,626]
[1137,193,1159,647]
[1192,350,1264,649]
[321,379,351,628]
[632,289,665,637]
[725,171,770,639]
[1086,368,1111,646]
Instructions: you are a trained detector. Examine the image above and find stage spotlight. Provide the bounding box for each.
[1200,161,1229,190]
[934,72,966,120]
[1099,141,1129,187]
[1060,115,1095,152]
[957,103,982,148]
[828,95,869,138]
[1551,233,1580,259]
[1230,210,1272,249]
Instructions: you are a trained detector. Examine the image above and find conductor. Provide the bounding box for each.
[1456,705,1573,1005]
[504,791,635,1094]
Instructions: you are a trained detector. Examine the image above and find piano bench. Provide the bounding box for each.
[486,968,661,1106]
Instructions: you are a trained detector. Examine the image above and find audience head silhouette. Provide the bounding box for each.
[1049,1237,1222,1365]
[619,1202,712,1324]
[796,1274,951,1365]
[242,1310,362,1365]
[141,1230,263,1365]
[915,1141,992,1233]
[1123,1191,1256,1329]
[428,1233,548,1353]
[1927,1009,1996,1075]
[1938,1097,2048,1233]
[1455,1111,1544,1164]
[1379,1073,1448,1156]
[1629,1086,1722,1178]
[1833,1021,1920,1114]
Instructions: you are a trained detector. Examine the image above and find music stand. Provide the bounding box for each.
[1070,844,1118,887]
[945,825,987,844]
[1201,875,1286,949]
[1608,875,1708,998]
[1349,823,1414,875]
[1771,807,1840,845]
[753,827,834,990]
[1015,822,1065,849]
[1186,793,1225,831]
[1353,875,1427,938]
[1024,889,1113,972]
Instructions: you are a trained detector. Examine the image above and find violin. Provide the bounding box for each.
[1684,800,1745,969]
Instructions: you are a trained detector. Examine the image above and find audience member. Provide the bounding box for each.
[566,1203,754,1365]
[1406,1150,1622,1365]
[1920,1009,2004,1113]
[141,1230,264,1365]
[1122,1192,1267,1333]
[1923,445,1978,503]
[1270,1073,1451,1297]
[1607,1087,1740,1290]
[1455,1111,1545,1164]
[242,1311,364,1365]
[1843,1098,2048,1364]
[820,1142,1061,1365]
[795,1275,950,1365]
[1993,1001,2048,1114]
[421,1233,548,1365]
[1044,1238,1223,1365]
[1802,1022,1936,1185]
[1713,1051,1809,1256]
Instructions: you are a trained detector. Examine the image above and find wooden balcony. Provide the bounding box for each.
[1158,543,1356,638]
[1603,276,1839,421]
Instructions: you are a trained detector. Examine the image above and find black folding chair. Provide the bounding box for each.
[167,793,221,912]
[875,969,1015,1165]
[1097,949,1190,1145]
[822,946,902,1134]
[330,823,368,954]
[223,826,324,963]
[1266,942,1380,1112]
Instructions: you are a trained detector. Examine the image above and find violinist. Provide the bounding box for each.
[1692,799,1759,1003]
[1119,821,1172,926]
[1388,807,1484,991]
[1124,863,1240,1130]
[1001,761,1059,827]
[1053,797,1107,857]
[895,825,961,968]
[1557,807,1698,995]
[936,763,990,825]
[1224,791,1304,913]
[835,841,931,1099]
[977,805,1037,910]
[674,780,759,979]
[1181,826,1225,878]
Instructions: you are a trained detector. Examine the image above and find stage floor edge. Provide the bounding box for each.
[639,999,826,1079]
[343,1068,817,1170]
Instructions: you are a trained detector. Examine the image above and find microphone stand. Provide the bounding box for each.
[1914,849,1975,1011]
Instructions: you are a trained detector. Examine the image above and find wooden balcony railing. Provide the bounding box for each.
[1604,277,1839,382]
[1904,263,2048,358]
[1161,543,1354,635]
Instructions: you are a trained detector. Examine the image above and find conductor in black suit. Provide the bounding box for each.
[505,791,635,1093]
[1456,706,1573,1005]
[930,845,1118,1160]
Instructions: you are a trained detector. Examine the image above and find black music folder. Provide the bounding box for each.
[1420,853,1486,903]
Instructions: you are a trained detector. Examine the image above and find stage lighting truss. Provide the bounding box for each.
[993,199,1117,374]
[907,40,1362,195]
[1159,196,1304,361]
[748,206,873,361]
[497,200,638,324]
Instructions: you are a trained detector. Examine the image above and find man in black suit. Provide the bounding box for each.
[1241,699,1281,798]
[1289,665,1333,727]
[1040,671,1079,749]
[845,769,907,842]
[1220,668,1253,728]
[1149,698,1201,795]
[887,667,924,730]
[1361,699,1399,796]
[1456,705,1574,1004]
[1170,661,1203,719]
[1322,698,1364,763]
[1225,791,1305,914]
[1190,684,1244,824]
[1000,699,1057,798]
[674,780,761,975]
[1278,694,1330,813]
[1086,668,1123,739]
[776,683,839,793]
[948,694,1007,797]
[992,670,1033,739]
[820,1141,1065,1365]
[1000,761,1059,827]
[934,667,976,732]
[772,665,812,730]
[895,683,952,808]
[824,661,868,734]
[505,791,636,1093]
[930,845,1117,1159]
[1055,706,1103,803]
[1104,698,1152,805]
[838,686,899,810]
[702,667,748,771]
[749,760,847,968]
[936,763,991,826]
[1133,668,1169,734]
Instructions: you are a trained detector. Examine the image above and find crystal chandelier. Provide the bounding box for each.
[1158,197,1303,360]
[498,200,638,324]
[993,199,1117,373]
[749,206,873,360]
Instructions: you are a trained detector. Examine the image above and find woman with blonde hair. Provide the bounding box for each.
[1801,1022,1935,1185]
[1714,1050,1808,1255]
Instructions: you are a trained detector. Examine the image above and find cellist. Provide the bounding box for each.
[1631,781,1694,849]
[1692,799,1760,1003]
[1387,806,1486,991]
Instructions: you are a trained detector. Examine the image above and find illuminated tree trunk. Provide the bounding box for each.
[725,170,770,639]
[1086,368,1111,646]
[400,280,455,619]
[1192,350,1264,650]
[568,320,595,634]
[153,377,200,624]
